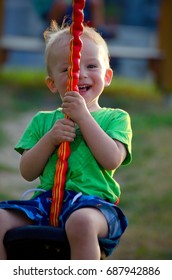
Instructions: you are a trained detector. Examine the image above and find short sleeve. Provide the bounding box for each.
[106,110,132,165]
[15,112,42,155]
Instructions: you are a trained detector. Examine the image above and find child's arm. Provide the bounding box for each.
[62,92,127,170]
[20,118,75,181]
[78,115,126,170]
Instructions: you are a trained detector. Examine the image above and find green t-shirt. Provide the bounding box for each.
[15,107,132,204]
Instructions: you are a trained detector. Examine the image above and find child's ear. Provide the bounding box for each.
[105,68,113,87]
[45,76,57,93]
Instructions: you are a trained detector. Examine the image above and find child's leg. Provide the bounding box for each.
[0,209,33,259]
[65,207,108,260]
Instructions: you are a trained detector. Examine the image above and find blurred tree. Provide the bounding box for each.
[159,0,172,92]
[0,0,6,65]
[0,0,3,35]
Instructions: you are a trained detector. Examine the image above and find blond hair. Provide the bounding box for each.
[44,20,110,75]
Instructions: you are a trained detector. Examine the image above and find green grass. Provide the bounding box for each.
[0,68,162,100]
[110,104,172,260]
[0,78,172,260]
[0,68,46,88]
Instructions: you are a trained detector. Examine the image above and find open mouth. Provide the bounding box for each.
[78,85,91,93]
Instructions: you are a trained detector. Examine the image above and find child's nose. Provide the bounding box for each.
[79,66,87,79]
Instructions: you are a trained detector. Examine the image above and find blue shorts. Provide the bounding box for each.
[0,189,128,256]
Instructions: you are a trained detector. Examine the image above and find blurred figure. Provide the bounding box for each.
[32,0,115,38]
[50,0,104,28]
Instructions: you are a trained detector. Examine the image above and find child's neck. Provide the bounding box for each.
[88,103,101,112]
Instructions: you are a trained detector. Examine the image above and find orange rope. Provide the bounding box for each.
[50,0,85,226]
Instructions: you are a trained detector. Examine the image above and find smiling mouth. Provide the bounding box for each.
[78,85,91,94]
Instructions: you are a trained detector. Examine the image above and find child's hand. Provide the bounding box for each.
[48,118,76,146]
[62,91,90,123]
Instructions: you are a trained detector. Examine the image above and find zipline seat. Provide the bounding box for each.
[3,225,70,260]
[4,225,106,260]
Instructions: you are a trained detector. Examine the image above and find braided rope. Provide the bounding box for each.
[50,0,85,226]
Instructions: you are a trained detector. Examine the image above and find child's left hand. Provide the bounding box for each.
[62,91,90,123]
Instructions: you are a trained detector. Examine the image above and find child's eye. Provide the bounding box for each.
[88,64,97,69]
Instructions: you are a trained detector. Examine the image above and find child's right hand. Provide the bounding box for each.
[48,118,76,147]
[20,118,75,181]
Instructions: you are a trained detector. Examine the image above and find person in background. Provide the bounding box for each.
[32,0,115,38]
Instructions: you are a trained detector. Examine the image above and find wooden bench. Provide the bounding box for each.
[0,35,44,52]
[0,35,163,59]
[108,44,163,60]
[0,35,163,87]
[0,35,44,65]
[108,43,163,87]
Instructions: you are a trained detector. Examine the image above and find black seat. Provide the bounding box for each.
[3,225,70,260]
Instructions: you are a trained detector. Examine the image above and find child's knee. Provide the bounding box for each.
[65,208,96,239]
[0,208,32,230]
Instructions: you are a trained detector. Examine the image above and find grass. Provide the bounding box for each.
[0,68,46,88]
[110,104,172,260]
[0,75,172,260]
[0,67,162,100]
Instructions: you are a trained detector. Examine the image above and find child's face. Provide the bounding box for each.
[46,35,113,110]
